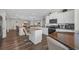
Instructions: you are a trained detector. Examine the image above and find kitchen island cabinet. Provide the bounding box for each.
[29,29,42,44]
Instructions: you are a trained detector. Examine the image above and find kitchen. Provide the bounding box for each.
[42,9,75,49]
[0,9,79,50]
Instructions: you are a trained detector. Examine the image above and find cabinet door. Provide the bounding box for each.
[57,33,74,48]
[58,11,74,23]
[57,33,65,43]
[64,33,74,48]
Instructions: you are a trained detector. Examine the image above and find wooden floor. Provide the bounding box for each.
[0,30,48,50]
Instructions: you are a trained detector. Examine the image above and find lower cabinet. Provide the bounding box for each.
[29,30,42,44]
[58,32,74,48]
[42,28,48,35]
[64,33,74,48]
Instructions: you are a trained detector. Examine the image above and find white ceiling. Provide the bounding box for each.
[0,9,69,20]
[4,9,52,20]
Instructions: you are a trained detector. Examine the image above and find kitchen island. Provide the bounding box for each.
[29,29,42,44]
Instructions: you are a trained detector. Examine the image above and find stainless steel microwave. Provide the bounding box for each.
[49,19,57,24]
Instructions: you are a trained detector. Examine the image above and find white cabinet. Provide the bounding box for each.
[29,30,42,44]
[45,13,58,26]
[49,12,58,19]
[57,10,74,23]
[42,28,48,35]
[45,10,74,25]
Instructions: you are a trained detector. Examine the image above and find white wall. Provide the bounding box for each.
[0,10,6,38]
[6,18,25,30]
[45,16,49,26]
[74,10,79,49]
[75,10,79,32]
[2,13,6,38]
[6,18,42,31]
[4,9,50,30]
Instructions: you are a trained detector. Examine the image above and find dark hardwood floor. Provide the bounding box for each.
[0,30,48,50]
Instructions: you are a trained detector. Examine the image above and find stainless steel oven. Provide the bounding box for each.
[48,25,57,34]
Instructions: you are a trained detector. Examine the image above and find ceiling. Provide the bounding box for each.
[0,9,69,20]
[4,9,52,20]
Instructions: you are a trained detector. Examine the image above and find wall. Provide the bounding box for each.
[6,18,42,31]
[45,16,49,24]
[74,10,79,49]
[75,10,79,32]
[5,9,49,30]
[6,18,25,30]
[0,10,6,38]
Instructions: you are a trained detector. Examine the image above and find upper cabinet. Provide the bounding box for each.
[45,10,74,25]
[49,12,58,19]
[57,10,74,23]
